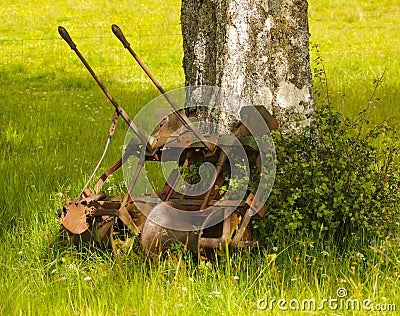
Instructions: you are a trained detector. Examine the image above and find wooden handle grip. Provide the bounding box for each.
[58,26,77,50]
[112,24,130,48]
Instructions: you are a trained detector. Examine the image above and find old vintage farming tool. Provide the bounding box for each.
[57,25,278,257]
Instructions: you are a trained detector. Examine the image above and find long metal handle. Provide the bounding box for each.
[58,26,148,146]
[112,24,169,97]
[111,24,214,153]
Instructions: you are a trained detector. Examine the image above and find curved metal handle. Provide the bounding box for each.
[112,24,130,48]
[58,26,76,50]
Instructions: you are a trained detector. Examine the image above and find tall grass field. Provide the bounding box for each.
[1,1,399,315]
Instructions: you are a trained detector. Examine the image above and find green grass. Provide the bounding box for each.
[309,0,400,121]
[0,1,399,315]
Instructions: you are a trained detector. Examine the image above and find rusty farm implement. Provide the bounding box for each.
[57,25,278,258]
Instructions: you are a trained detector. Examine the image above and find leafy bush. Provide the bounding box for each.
[253,94,400,244]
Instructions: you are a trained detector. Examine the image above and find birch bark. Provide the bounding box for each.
[181,0,314,131]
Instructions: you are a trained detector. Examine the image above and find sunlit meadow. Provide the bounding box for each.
[0,1,399,315]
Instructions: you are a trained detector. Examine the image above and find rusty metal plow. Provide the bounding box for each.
[57,25,278,258]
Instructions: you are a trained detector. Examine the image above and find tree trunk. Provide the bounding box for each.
[181,0,314,132]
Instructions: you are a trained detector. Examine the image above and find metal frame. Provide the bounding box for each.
[57,25,278,257]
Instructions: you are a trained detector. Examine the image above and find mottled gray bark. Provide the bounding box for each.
[181,0,314,132]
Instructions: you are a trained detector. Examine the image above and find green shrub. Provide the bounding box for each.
[253,96,400,244]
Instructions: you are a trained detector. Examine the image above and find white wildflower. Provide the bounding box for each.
[356,252,365,260]
[210,291,221,297]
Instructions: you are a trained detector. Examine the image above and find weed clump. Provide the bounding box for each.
[253,94,399,245]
